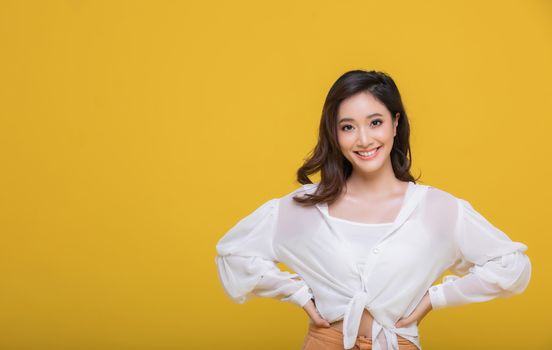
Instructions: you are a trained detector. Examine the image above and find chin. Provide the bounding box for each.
[358,164,384,173]
[349,156,390,173]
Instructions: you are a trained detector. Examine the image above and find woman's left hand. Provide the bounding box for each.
[394,291,433,328]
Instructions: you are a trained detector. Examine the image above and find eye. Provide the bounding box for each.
[371,119,383,127]
[341,124,354,132]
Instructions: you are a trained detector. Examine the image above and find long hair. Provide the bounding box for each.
[293,69,421,206]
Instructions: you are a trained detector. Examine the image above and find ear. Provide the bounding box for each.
[394,112,400,137]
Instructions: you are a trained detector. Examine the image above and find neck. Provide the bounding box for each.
[345,161,406,198]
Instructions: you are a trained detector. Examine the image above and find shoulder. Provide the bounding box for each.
[422,182,459,200]
[420,182,464,211]
[279,182,319,199]
[274,183,322,212]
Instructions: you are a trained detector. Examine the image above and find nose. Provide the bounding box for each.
[357,126,375,147]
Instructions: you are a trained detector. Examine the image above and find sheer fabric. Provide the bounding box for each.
[215,198,313,307]
[323,213,391,264]
[215,182,531,350]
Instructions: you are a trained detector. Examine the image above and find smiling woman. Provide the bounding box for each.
[214,70,531,350]
[337,92,399,175]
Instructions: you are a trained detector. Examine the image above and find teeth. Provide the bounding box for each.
[357,147,378,156]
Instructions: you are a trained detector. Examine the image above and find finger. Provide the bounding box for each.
[310,310,331,327]
[314,319,331,328]
[303,303,318,319]
[304,306,330,327]
[313,312,331,327]
[303,299,330,327]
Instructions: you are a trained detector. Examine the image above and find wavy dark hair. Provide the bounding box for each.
[293,69,421,206]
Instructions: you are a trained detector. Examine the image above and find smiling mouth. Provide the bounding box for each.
[354,146,382,159]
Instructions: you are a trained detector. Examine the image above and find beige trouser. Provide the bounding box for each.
[301,323,418,350]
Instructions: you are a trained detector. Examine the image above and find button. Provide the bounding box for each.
[308,288,313,294]
[372,248,379,254]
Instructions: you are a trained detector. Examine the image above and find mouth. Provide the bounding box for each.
[353,146,382,160]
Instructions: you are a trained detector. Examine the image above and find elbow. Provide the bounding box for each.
[496,252,532,295]
[473,251,532,296]
[505,253,531,295]
[215,255,274,304]
[215,255,251,304]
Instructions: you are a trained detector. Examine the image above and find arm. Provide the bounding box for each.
[215,198,314,308]
[428,198,532,310]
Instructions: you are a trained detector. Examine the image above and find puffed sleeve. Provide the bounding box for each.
[428,198,532,309]
[215,198,314,308]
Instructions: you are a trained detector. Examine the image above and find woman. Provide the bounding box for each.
[214,70,531,350]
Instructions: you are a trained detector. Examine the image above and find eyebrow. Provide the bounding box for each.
[338,113,383,124]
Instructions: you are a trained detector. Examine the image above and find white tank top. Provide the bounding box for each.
[323,211,393,264]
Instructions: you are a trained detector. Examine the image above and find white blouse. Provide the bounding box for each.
[323,211,392,264]
[214,181,531,350]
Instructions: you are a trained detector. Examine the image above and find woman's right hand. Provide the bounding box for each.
[302,298,331,328]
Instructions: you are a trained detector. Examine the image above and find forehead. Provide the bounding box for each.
[337,91,388,118]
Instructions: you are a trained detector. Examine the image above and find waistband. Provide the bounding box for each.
[308,324,417,349]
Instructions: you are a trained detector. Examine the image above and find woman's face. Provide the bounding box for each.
[336,91,399,176]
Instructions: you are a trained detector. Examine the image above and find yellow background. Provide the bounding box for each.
[0,0,550,349]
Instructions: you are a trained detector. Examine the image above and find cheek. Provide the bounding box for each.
[378,127,395,142]
[337,132,354,148]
